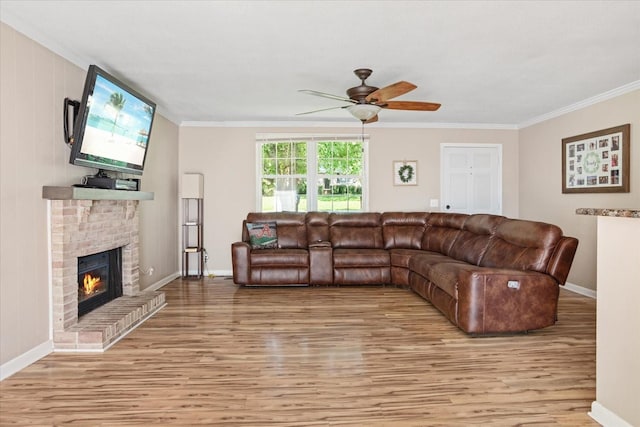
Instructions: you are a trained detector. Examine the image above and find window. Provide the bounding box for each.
[257,134,368,212]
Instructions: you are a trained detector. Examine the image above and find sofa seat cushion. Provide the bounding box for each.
[250,249,309,267]
[425,262,481,298]
[408,251,465,276]
[333,248,391,285]
[389,248,424,269]
[333,248,390,268]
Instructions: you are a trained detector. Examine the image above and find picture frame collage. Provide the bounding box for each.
[562,124,630,193]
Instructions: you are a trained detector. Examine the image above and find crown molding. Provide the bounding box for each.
[180,120,517,130]
[519,80,640,129]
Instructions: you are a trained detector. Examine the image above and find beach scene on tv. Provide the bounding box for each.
[80,74,154,166]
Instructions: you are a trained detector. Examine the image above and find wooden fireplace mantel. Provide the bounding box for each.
[42,186,154,201]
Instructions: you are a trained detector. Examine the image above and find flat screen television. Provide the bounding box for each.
[69,65,156,176]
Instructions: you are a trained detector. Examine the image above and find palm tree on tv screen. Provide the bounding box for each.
[107,92,126,136]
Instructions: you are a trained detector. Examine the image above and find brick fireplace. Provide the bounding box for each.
[44,187,165,351]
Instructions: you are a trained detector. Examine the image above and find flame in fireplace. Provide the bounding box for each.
[83,273,102,295]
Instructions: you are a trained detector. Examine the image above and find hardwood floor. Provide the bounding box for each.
[0,278,598,426]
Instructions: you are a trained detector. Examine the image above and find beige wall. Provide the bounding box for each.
[0,22,179,366]
[519,90,640,291]
[368,127,519,215]
[179,126,519,273]
[138,114,179,290]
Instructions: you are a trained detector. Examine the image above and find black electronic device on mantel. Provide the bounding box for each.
[68,65,156,176]
[81,173,140,191]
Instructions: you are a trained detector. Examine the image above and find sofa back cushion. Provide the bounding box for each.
[381,212,430,249]
[480,218,562,273]
[306,212,330,243]
[448,214,506,264]
[329,212,383,249]
[421,213,468,255]
[244,212,307,249]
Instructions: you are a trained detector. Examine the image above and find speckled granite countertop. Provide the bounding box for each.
[576,208,640,218]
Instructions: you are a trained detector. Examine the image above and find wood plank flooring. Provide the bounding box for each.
[0,278,598,426]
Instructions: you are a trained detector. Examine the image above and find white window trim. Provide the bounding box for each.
[255,134,369,212]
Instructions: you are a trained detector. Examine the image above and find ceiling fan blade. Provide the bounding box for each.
[364,115,378,124]
[366,81,417,103]
[296,105,348,116]
[382,101,441,111]
[299,89,354,103]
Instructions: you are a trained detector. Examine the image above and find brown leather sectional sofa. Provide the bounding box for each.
[231,212,578,335]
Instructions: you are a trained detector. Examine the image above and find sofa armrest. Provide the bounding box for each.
[309,241,333,284]
[546,236,579,285]
[456,267,559,334]
[231,241,251,284]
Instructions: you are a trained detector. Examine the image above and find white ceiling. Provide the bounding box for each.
[1,1,639,127]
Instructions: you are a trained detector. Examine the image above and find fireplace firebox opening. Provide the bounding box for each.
[77,248,123,317]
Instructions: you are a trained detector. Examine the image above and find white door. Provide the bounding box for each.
[441,144,502,214]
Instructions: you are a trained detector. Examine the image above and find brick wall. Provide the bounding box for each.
[49,199,163,350]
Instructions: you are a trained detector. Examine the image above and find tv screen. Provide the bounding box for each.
[69,65,156,176]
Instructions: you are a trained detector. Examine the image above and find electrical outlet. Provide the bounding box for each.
[148,267,154,276]
[430,199,439,208]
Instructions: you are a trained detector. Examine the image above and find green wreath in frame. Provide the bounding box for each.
[398,163,415,183]
[583,151,601,174]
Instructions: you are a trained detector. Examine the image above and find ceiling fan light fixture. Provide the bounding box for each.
[347,104,381,121]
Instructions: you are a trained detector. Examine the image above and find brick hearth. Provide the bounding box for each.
[45,190,165,351]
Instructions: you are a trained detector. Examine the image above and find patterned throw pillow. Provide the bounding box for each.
[246,222,278,249]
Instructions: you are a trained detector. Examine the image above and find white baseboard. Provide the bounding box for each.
[563,281,597,299]
[183,269,233,278]
[144,272,181,291]
[210,269,233,277]
[0,340,53,381]
[589,401,634,427]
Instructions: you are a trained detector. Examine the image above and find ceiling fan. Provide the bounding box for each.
[297,68,441,123]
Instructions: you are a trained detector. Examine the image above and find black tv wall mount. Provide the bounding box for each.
[63,97,80,146]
